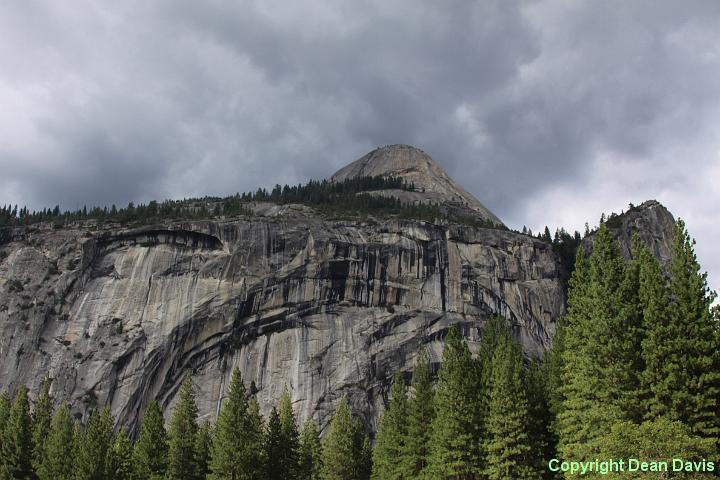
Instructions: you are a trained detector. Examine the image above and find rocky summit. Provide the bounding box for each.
[0,146,674,436]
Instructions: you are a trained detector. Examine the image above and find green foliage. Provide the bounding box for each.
[484,328,536,480]
[592,418,716,479]
[298,419,322,480]
[167,376,200,480]
[32,377,53,474]
[427,326,483,478]
[1,387,34,479]
[400,349,434,478]
[321,397,371,480]
[557,225,644,460]
[278,387,300,480]
[38,402,75,480]
[371,372,408,480]
[210,368,265,479]
[108,430,133,480]
[525,359,556,479]
[0,391,10,471]
[195,420,213,480]
[660,219,720,438]
[133,400,168,480]
[265,407,284,480]
[74,407,114,480]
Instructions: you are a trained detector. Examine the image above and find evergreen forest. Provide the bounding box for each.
[0,219,717,479]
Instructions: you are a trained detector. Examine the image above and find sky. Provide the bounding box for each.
[1,1,719,295]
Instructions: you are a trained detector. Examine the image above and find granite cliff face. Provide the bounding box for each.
[0,146,675,436]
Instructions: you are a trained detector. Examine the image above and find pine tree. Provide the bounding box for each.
[278,387,300,480]
[37,402,75,480]
[321,397,370,480]
[210,368,265,479]
[74,406,114,480]
[484,330,536,480]
[195,420,213,480]
[265,407,284,479]
[657,220,720,438]
[557,226,643,459]
[298,419,322,480]
[167,376,200,480]
[400,348,434,478]
[636,238,671,420]
[108,430,134,480]
[371,372,407,480]
[524,359,556,480]
[134,400,168,480]
[427,326,482,478]
[0,387,33,479]
[32,377,53,474]
[0,391,10,473]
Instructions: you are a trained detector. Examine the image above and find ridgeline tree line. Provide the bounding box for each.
[0,219,717,479]
[0,175,507,230]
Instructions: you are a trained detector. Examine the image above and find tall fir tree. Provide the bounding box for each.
[32,377,53,474]
[210,368,265,479]
[245,397,267,479]
[371,371,408,480]
[74,406,114,480]
[265,407,284,480]
[557,225,643,459]
[636,237,671,420]
[0,391,10,473]
[484,329,536,480]
[0,387,33,479]
[524,359,556,480]
[195,420,213,480]
[298,419,322,480]
[659,219,720,438]
[108,430,134,480]
[427,326,483,478]
[400,348,434,478]
[278,387,300,480]
[133,399,169,480]
[37,402,75,480]
[167,376,200,480]
[321,397,370,480]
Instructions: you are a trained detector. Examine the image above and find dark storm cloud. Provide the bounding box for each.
[1,0,719,292]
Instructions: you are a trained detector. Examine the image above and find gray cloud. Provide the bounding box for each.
[1,0,719,293]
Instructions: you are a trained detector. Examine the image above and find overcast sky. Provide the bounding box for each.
[1,1,719,295]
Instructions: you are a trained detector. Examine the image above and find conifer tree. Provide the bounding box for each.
[371,372,407,480]
[321,397,370,480]
[524,359,556,480]
[74,406,114,480]
[0,391,10,472]
[298,419,322,480]
[168,376,200,480]
[32,377,53,474]
[401,348,434,478]
[278,387,300,480]
[210,368,265,479]
[427,326,482,478]
[484,330,536,480]
[265,407,284,479]
[134,400,168,480]
[557,226,643,459]
[38,402,75,480]
[0,387,33,479]
[195,420,213,480]
[659,220,720,438]
[108,430,133,480]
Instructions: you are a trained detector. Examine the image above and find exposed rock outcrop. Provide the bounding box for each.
[0,148,676,438]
